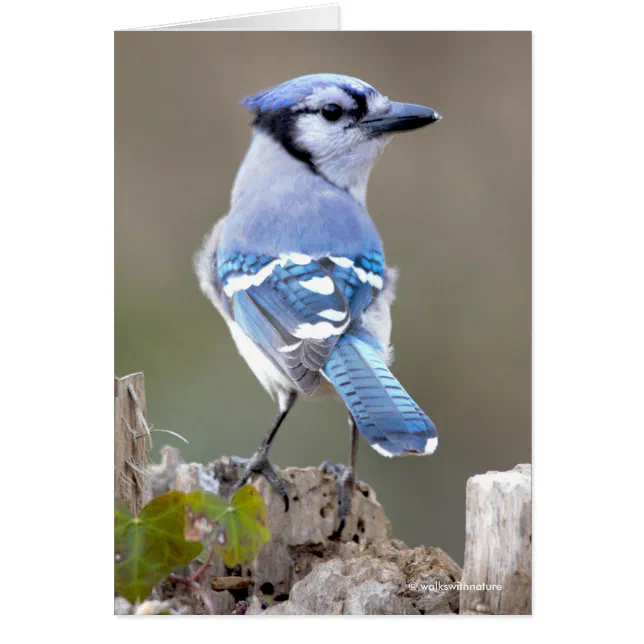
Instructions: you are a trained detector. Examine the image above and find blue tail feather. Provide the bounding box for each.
[323,331,437,457]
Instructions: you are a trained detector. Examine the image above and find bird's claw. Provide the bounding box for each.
[231,451,289,512]
[320,461,355,540]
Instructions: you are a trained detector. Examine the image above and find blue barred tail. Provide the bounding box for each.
[323,332,437,457]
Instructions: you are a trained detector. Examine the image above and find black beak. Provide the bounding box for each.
[361,101,442,135]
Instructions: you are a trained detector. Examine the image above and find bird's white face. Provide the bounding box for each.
[291,86,394,201]
[244,75,440,204]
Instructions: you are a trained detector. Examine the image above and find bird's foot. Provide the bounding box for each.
[231,450,289,512]
[320,461,355,540]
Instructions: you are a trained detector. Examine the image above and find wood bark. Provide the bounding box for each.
[460,464,532,615]
[114,372,150,514]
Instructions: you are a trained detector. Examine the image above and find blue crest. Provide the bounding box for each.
[240,73,377,112]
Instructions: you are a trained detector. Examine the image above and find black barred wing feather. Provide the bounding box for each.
[216,250,385,395]
[226,255,351,395]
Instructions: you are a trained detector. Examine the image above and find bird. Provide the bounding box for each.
[195,73,441,538]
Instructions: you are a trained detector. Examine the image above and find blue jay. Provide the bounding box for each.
[196,73,441,537]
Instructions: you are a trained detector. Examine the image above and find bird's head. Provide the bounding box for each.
[241,73,441,202]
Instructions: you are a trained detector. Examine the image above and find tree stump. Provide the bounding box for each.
[114,372,150,515]
[460,464,532,615]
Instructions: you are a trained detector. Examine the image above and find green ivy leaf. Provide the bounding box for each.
[185,486,270,567]
[115,492,203,604]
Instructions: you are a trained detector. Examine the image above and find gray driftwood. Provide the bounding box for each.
[460,464,532,615]
[114,373,150,515]
[138,447,462,615]
[113,371,531,616]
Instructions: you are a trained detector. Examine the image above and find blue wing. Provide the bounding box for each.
[216,251,383,395]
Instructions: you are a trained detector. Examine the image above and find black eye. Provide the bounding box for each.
[321,103,343,122]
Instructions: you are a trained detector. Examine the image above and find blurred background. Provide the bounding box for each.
[115,31,531,564]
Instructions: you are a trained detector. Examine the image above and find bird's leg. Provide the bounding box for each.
[321,415,358,540]
[231,390,297,512]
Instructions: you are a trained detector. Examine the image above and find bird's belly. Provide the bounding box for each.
[227,319,292,398]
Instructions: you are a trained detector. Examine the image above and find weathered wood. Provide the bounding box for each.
[114,373,150,515]
[142,451,462,615]
[460,464,532,615]
[211,576,253,591]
